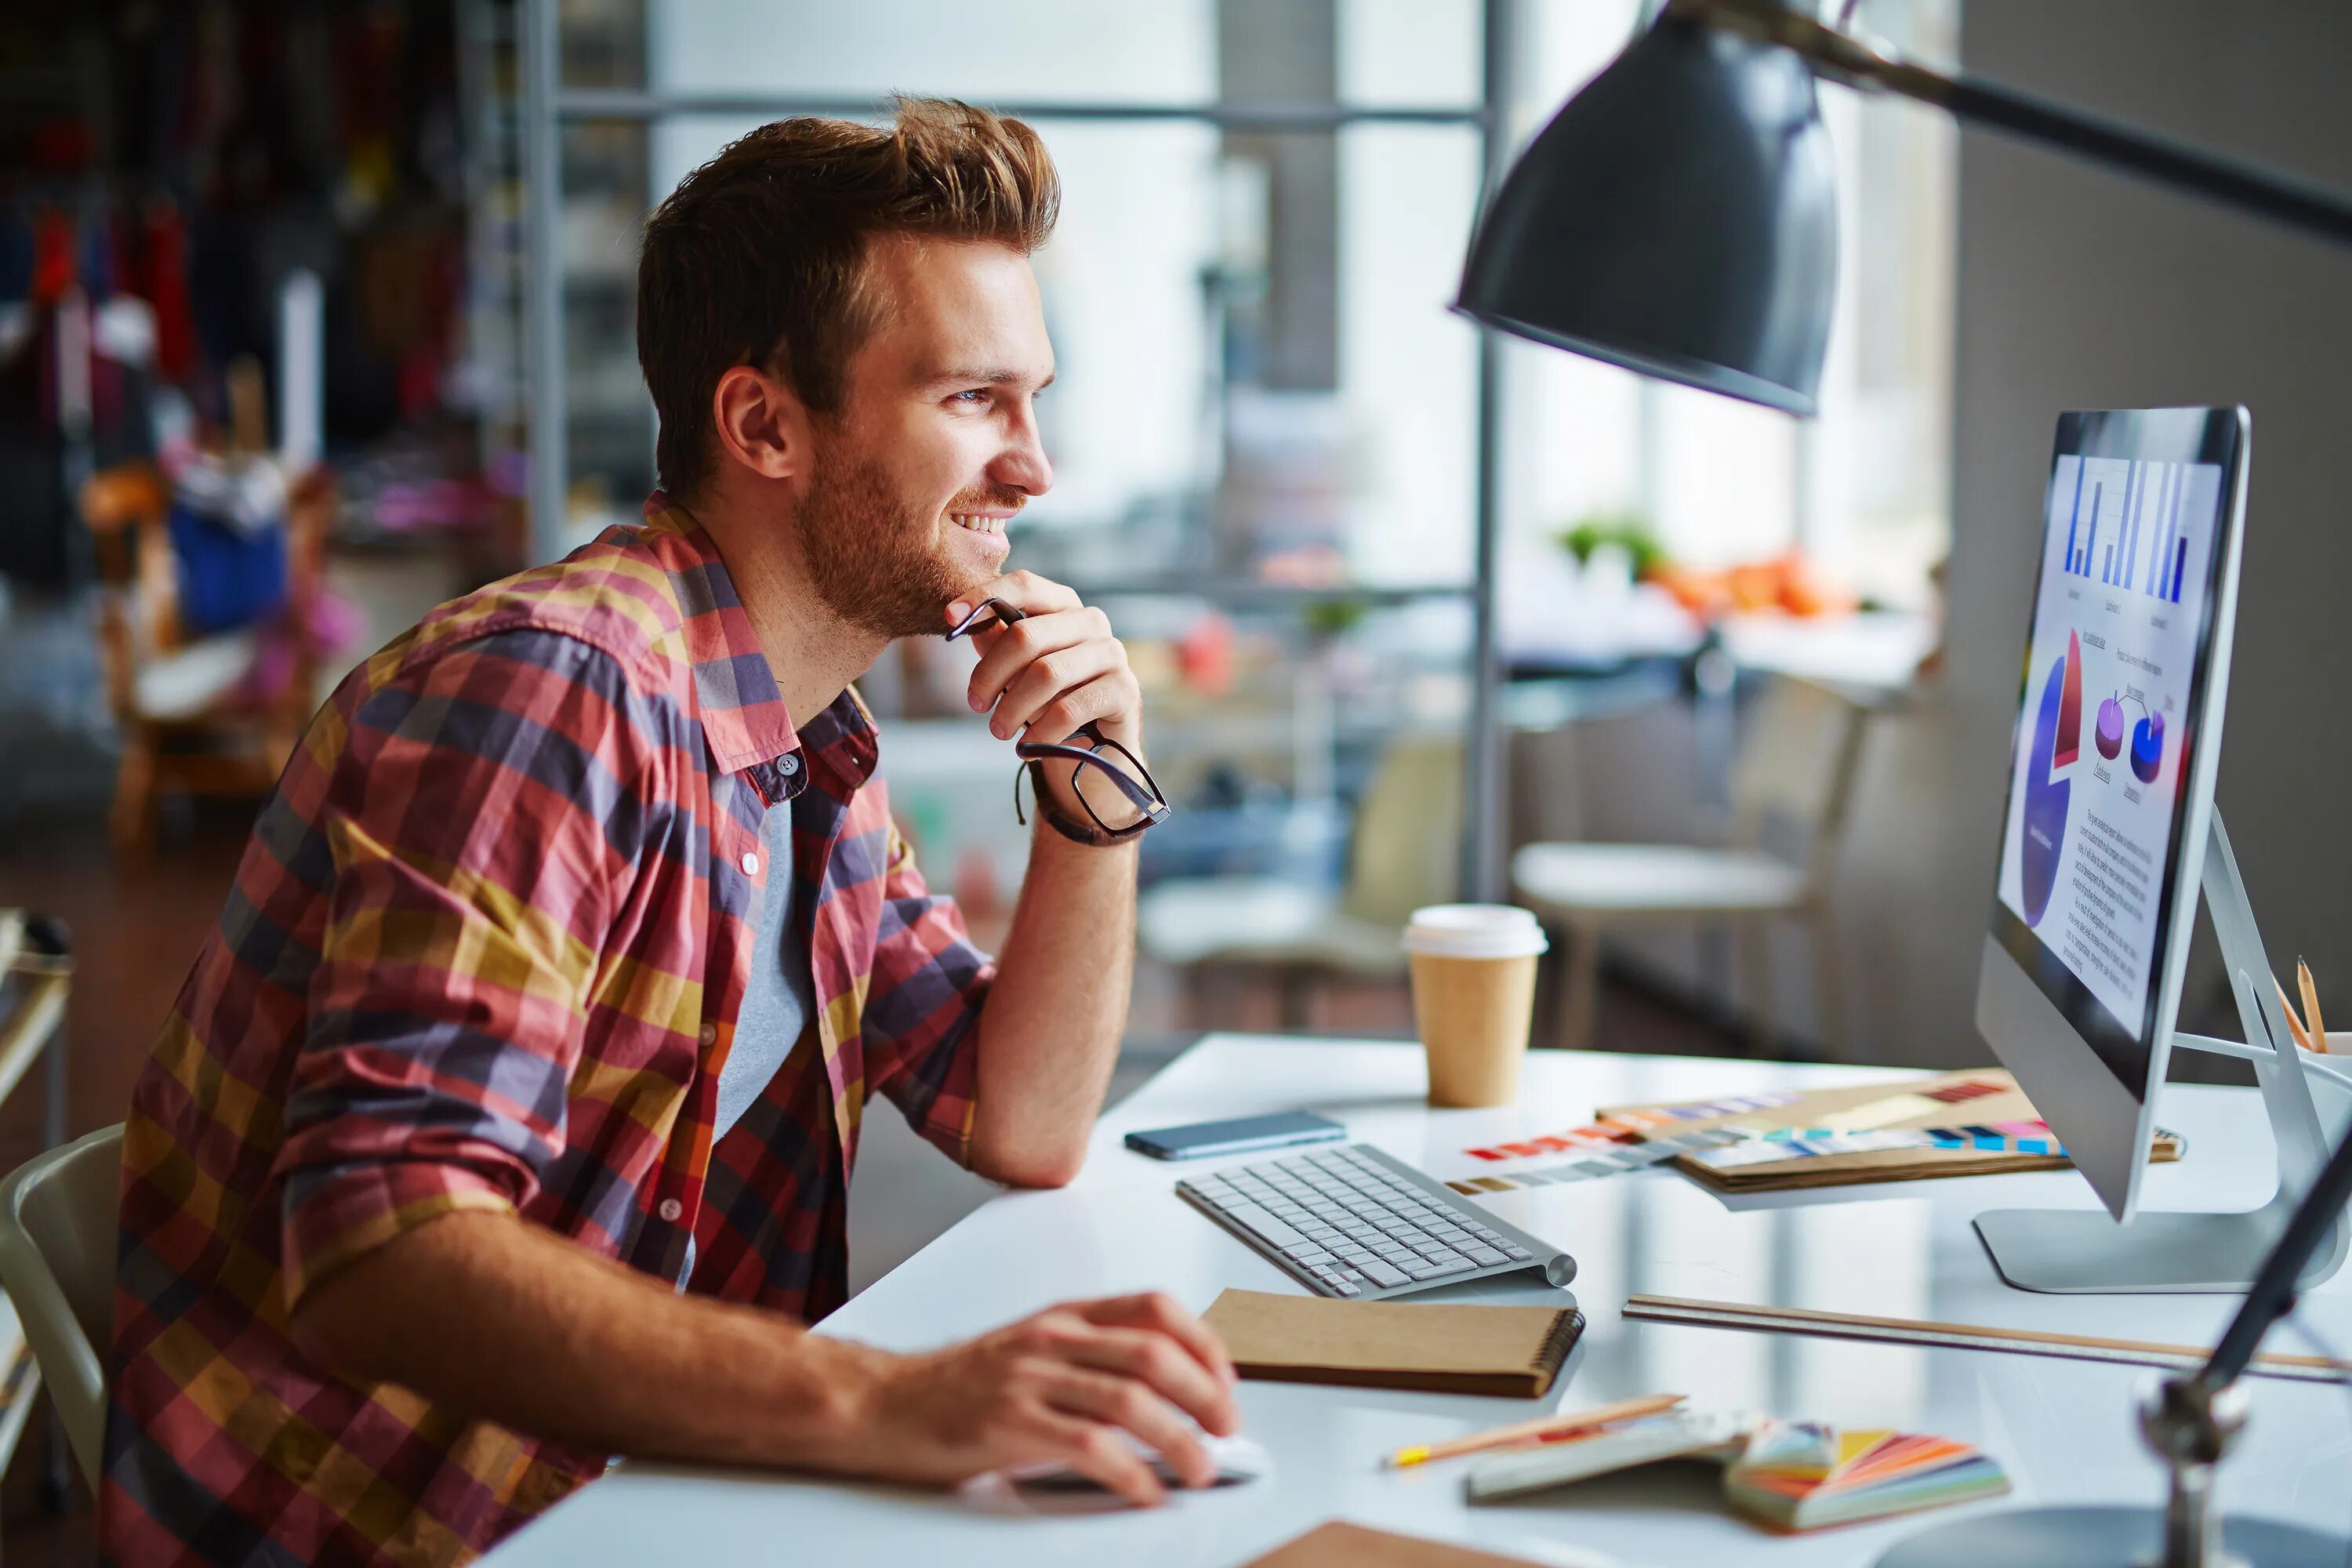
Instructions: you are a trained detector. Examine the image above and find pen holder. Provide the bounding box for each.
[2300,1044,2352,1154]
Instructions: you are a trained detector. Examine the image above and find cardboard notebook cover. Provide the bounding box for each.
[1239,1521,1552,1567]
[1202,1289,1583,1399]
[1599,1069,2183,1193]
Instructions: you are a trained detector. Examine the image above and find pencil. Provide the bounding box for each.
[1384,1392,1685,1468]
[2302,959,2328,1054]
[2278,980,2317,1054]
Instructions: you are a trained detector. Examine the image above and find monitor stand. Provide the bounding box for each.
[1974,813,2350,1294]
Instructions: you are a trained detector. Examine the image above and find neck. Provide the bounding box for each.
[684,485,888,726]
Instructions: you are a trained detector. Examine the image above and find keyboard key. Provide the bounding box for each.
[1465,1246,1509,1267]
[1500,1243,1532,1260]
[1285,1245,1334,1264]
[1356,1258,1410,1288]
[1419,1255,1475,1277]
[1331,1281,1362,1296]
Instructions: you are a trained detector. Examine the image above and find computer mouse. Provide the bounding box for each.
[1014,1432,1269,1493]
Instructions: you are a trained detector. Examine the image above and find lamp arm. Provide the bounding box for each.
[2199,1087,2352,1391]
[1672,0,2352,250]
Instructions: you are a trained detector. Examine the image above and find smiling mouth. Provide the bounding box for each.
[949,512,1011,535]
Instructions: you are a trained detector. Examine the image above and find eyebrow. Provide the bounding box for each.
[929,365,1056,391]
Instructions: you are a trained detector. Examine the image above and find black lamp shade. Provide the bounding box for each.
[1457,12,1838,417]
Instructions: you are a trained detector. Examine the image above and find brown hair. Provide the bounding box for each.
[637,96,1061,499]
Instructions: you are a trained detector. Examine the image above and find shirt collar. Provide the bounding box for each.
[639,493,878,793]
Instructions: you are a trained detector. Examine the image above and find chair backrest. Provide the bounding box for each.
[0,1124,125,1490]
[1338,731,1464,927]
[1728,676,1877,882]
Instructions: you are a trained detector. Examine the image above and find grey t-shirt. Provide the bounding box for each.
[717,794,817,1141]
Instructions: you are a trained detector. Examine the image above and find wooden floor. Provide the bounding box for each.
[1,811,250,1564]
[0,799,1745,1565]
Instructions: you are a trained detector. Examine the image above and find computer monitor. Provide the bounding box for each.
[1966,408,2350,1294]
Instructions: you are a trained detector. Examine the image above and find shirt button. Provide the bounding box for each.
[698,1022,717,1046]
[741,851,760,876]
[779,753,800,776]
[658,1198,684,1223]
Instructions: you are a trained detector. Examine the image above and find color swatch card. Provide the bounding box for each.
[1466,1412,2009,1535]
[1598,1069,2183,1194]
[1464,1091,1802,1164]
[1724,1421,2011,1532]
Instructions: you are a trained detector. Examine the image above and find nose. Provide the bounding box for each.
[989,403,1054,498]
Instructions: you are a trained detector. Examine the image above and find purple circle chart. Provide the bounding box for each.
[2020,655,2071,926]
[2096,695,2126,760]
[2131,710,2165,786]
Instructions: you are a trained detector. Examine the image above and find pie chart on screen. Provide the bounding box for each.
[2132,711,2166,785]
[2019,642,2079,927]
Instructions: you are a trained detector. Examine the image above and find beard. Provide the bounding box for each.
[790,446,996,640]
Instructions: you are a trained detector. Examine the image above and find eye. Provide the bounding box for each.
[949,388,991,407]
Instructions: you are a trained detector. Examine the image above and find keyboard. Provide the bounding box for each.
[1175,1144,1576,1300]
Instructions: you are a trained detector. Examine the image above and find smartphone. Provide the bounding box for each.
[1123,1111,1346,1161]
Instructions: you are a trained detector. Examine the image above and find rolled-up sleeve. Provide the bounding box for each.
[273,628,659,1308]
[860,816,993,1166]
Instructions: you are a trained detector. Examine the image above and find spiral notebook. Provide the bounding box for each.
[1201,1289,1584,1399]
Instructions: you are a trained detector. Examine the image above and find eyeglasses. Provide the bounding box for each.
[945,597,1171,843]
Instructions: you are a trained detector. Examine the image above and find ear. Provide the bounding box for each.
[710,363,808,484]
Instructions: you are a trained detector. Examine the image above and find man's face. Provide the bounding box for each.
[791,235,1055,639]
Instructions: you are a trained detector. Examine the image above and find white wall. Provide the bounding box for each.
[1851,0,2352,1067]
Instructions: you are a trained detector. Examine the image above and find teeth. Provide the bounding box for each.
[952,514,1004,534]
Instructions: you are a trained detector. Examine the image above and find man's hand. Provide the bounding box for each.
[948,572,1145,825]
[838,1292,1239,1507]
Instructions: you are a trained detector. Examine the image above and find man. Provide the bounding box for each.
[105,99,1236,1567]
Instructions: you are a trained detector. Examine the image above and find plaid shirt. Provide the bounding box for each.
[104,497,992,1567]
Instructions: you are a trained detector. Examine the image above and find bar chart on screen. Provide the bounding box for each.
[2054,455,2201,604]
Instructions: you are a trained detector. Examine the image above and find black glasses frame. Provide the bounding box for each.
[945,597,1171,842]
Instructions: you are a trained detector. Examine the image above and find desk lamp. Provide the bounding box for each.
[1455,0,2352,416]
[1456,4,2352,1563]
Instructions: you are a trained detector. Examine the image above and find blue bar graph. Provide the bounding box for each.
[2121,463,2140,589]
[2081,485,2101,580]
[2060,457,2199,600]
[2063,459,2085,574]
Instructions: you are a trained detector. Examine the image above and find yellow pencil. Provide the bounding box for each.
[1384,1392,1685,1468]
[2301,959,2328,1054]
[2278,980,2317,1054]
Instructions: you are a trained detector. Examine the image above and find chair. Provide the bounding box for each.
[80,458,332,858]
[0,1124,124,1491]
[1138,731,1462,1028]
[1512,675,1881,1057]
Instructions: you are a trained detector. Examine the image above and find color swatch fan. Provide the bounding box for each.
[1724,1421,2009,1532]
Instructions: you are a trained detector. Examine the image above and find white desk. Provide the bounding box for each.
[484,1037,2352,1567]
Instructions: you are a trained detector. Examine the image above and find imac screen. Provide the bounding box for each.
[1993,420,2231,1094]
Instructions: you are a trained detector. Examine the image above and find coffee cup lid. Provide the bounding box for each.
[1401,904,1549,959]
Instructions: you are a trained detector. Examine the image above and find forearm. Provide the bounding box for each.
[289,1208,883,1467]
[968,822,1137,1185]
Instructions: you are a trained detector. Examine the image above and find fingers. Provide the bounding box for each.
[1062,1326,1240,1447]
[1044,1367,1212,1494]
[988,641,1125,742]
[964,604,1113,719]
[1029,1411,1167,1508]
[1074,1294,1240,1411]
[944,570,1080,633]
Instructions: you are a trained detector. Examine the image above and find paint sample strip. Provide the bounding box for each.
[1464,1091,1804,1163]
[1688,1124,2070,1171]
[1447,1127,1754,1193]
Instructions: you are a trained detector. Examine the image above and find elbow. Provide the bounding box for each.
[971,1137,1087,1189]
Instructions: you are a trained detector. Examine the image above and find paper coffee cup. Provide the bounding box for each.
[1403,906,1548,1108]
